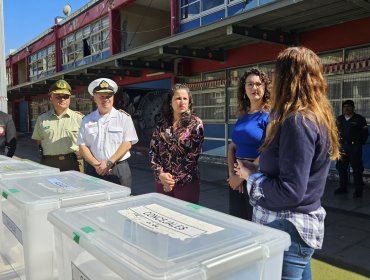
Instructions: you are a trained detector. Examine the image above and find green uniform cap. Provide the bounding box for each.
[49,80,72,95]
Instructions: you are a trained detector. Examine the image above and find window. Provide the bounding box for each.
[6,67,11,86]
[180,0,276,23]
[227,66,256,120]
[102,29,110,49]
[101,17,109,29]
[47,45,56,69]
[28,45,56,79]
[69,92,93,115]
[319,51,343,76]
[180,0,201,19]
[319,51,343,65]
[180,0,225,19]
[320,46,370,122]
[61,16,109,66]
[61,34,77,65]
[326,77,342,100]
[193,88,226,120]
[345,46,370,64]
[342,73,370,120]
[258,62,275,79]
[204,0,224,11]
[90,33,101,53]
[189,71,226,121]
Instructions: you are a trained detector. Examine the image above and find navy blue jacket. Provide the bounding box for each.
[337,113,368,146]
[258,113,331,213]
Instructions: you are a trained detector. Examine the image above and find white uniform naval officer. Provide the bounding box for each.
[77,78,138,187]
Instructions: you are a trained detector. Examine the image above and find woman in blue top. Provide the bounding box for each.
[236,47,340,279]
[227,68,270,220]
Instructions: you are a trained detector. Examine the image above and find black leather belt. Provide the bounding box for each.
[43,153,77,161]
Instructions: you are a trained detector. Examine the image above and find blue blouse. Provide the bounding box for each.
[231,111,269,159]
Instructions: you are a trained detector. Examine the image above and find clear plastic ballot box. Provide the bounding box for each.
[0,171,131,280]
[0,155,17,161]
[48,193,291,280]
[0,159,59,178]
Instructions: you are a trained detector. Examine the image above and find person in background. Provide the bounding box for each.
[32,80,83,171]
[78,78,138,187]
[335,99,368,198]
[0,111,16,157]
[149,84,204,204]
[235,47,340,280]
[227,68,270,220]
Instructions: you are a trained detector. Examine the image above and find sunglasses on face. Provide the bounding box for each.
[97,94,114,100]
[54,94,70,100]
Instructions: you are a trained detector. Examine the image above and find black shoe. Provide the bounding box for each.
[353,191,363,198]
[334,187,348,194]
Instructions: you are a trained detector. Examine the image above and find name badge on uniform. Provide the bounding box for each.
[0,125,5,137]
[88,121,98,128]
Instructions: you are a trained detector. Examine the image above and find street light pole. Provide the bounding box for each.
[0,0,8,113]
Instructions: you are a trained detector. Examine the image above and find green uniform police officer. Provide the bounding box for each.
[32,80,84,171]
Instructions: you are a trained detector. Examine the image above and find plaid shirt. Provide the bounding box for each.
[247,172,326,249]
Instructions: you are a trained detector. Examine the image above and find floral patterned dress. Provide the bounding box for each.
[149,115,204,186]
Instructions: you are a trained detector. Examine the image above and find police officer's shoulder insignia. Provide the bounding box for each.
[119,109,130,116]
[75,111,85,117]
[39,111,49,117]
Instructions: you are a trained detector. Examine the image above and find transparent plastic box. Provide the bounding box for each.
[48,193,290,280]
[0,253,19,280]
[0,170,131,280]
[0,155,17,161]
[0,160,59,178]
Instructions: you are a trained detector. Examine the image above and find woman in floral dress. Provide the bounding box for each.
[149,84,204,203]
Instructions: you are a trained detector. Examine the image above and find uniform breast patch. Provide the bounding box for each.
[0,125,6,137]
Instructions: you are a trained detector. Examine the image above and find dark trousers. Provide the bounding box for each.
[41,154,79,172]
[229,183,253,221]
[85,160,132,188]
[155,180,200,204]
[336,144,364,193]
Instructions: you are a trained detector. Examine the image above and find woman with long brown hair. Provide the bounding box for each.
[149,84,204,203]
[236,47,340,279]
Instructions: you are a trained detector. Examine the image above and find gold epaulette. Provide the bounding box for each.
[75,111,85,117]
[119,109,130,116]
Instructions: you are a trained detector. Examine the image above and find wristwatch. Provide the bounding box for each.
[107,160,114,168]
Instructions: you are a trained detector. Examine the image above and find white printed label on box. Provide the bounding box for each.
[2,211,23,245]
[119,204,223,240]
[46,178,79,193]
[71,262,91,280]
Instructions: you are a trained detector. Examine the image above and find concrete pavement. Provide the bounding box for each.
[4,133,370,278]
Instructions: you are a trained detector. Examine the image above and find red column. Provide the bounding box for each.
[12,61,18,85]
[171,0,179,35]
[53,24,61,72]
[109,9,121,55]
[25,54,29,82]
